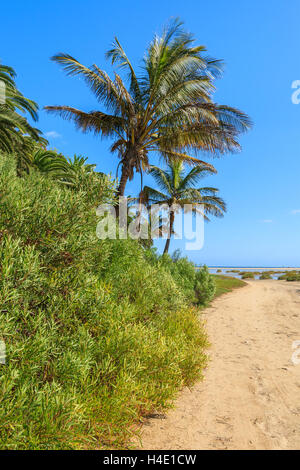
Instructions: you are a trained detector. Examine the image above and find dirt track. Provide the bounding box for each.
[137,281,300,450]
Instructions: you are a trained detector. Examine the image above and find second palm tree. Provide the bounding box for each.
[142,161,226,254]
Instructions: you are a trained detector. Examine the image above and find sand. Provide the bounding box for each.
[137,280,300,450]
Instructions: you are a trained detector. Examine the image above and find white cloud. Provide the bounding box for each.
[261,219,273,223]
[45,131,62,139]
[291,209,300,215]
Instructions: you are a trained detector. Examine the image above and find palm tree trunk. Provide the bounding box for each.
[163,210,174,255]
[117,164,130,197]
[117,148,137,199]
[116,161,130,219]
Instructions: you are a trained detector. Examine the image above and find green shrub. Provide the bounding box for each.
[0,154,208,449]
[157,252,197,302]
[278,273,300,281]
[157,256,217,306]
[194,265,216,305]
[241,272,255,279]
[259,272,272,280]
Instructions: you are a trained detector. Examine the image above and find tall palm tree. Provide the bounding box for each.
[142,161,226,254]
[45,19,251,205]
[0,63,45,169]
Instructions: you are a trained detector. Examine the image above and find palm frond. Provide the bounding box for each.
[44,106,125,136]
[147,166,172,194]
[0,62,43,170]
[46,21,251,199]
[106,37,142,103]
[157,149,217,168]
[178,164,217,190]
[142,185,169,204]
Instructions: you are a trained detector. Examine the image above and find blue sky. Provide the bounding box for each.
[1,0,300,266]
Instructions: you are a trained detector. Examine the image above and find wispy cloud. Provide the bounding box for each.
[261,219,273,223]
[45,131,62,139]
[291,209,300,215]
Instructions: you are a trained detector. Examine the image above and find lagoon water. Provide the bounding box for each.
[206,267,299,280]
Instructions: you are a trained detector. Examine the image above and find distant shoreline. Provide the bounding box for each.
[206,266,300,270]
[204,266,300,280]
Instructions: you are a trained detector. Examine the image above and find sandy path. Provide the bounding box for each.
[137,281,300,450]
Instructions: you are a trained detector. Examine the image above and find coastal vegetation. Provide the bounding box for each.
[259,272,272,280]
[278,272,300,281]
[241,272,255,279]
[212,275,246,297]
[0,19,251,449]
[0,154,211,449]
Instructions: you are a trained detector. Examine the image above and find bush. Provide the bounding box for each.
[194,266,216,305]
[278,272,300,281]
[155,255,217,306]
[259,272,272,280]
[241,272,255,279]
[156,252,197,302]
[0,154,208,449]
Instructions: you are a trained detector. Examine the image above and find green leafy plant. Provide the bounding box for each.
[259,272,272,280]
[241,272,255,279]
[212,274,246,297]
[194,265,216,305]
[278,272,300,281]
[0,154,208,449]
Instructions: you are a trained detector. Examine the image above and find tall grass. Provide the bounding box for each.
[212,275,246,297]
[0,155,208,449]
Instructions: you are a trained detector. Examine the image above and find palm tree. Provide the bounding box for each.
[45,19,251,206]
[142,161,226,254]
[60,155,98,187]
[0,63,45,170]
[33,152,102,188]
[31,148,69,177]
[65,154,96,175]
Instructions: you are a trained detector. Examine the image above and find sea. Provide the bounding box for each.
[205,267,300,280]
